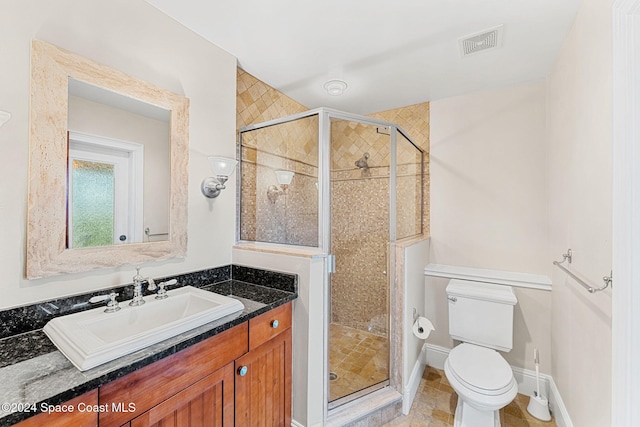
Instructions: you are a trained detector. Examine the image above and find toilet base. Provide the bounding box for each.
[454,398,501,427]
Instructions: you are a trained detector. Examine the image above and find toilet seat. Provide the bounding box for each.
[447,343,514,396]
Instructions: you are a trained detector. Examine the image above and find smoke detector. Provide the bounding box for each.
[323,79,348,96]
[458,25,504,57]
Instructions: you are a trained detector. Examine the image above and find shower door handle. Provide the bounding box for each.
[327,254,336,274]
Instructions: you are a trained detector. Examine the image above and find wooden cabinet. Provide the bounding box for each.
[100,302,292,427]
[235,329,292,427]
[248,302,292,350]
[15,302,293,427]
[99,323,248,427]
[130,364,234,427]
[235,302,292,427]
[14,390,98,427]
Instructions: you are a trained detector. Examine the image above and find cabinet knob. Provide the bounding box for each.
[271,319,279,329]
[237,365,248,377]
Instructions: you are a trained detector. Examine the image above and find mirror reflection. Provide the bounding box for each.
[67,78,170,248]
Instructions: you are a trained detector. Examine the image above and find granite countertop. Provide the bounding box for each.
[0,266,297,426]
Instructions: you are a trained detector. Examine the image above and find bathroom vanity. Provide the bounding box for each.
[0,266,296,427]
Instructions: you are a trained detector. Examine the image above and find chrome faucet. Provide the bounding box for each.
[130,267,157,306]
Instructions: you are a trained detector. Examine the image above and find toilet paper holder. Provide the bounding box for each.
[412,309,434,339]
[413,308,424,333]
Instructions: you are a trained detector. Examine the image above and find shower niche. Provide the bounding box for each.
[237,108,424,412]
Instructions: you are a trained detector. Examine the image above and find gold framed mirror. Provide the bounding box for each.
[26,40,189,279]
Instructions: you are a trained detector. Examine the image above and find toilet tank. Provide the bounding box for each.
[446,279,517,352]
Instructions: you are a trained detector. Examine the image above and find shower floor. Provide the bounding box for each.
[329,323,389,403]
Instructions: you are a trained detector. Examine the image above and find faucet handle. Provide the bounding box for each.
[155,279,177,300]
[147,278,157,291]
[104,292,121,313]
[89,294,111,304]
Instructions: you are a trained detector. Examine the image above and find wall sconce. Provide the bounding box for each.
[267,170,294,203]
[201,156,237,198]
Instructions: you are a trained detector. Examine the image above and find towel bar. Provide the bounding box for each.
[144,227,169,238]
[553,249,612,293]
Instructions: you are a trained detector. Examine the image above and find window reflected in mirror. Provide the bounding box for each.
[69,158,116,248]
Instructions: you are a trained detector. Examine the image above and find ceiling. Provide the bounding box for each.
[145,0,581,115]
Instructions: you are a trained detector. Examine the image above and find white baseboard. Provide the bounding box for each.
[511,365,550,399]
[423,344,573,427]
[424,343,449,370]
[403,344,427,414]
[548,376,574,427]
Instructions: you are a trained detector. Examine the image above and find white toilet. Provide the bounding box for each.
[444,279,518,427]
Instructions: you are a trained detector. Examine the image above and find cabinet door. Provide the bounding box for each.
[235,328,292,427]
[14,390,98,427]
[100,323,247,426]
[130,364,234,427]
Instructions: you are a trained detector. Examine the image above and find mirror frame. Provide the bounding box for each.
[26,40,189,279]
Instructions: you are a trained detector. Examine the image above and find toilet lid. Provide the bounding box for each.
[447,343,514,395]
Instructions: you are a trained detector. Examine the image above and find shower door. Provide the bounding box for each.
[327,117,391,409]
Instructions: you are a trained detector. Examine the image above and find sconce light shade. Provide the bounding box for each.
[267,170,295,203]
[275,170,295,186]
[201,156,237,198]
[208,156,237,177]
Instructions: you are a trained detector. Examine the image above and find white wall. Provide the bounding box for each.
[428,82,552,372]
[0,0,237,308]
[232,247,326,427]
[402,238,429,414]
[547,0,613,425]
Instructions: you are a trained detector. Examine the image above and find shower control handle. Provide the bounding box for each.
[448,296,457,303]
[271,319,279,329]
[237,366,248,377]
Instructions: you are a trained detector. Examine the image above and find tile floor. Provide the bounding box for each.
[383,366,557,427]
[329,323,389,402]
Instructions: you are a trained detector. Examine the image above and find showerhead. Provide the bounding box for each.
[355,152,370,169]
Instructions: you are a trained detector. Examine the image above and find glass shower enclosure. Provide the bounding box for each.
[237,108,424,411]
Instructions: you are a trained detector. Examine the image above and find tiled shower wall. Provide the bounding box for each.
[237,69,318,246]
[370,103,430,237]
[239,116,319,246]
[329,119,424,333]
[236,69,430,332]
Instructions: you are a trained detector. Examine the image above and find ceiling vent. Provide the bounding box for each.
[458,25,504,57]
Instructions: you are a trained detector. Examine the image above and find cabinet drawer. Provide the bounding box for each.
[249,302,291,350]
[99,322,248,426]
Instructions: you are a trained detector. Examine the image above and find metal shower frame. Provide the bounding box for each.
[237,107,425,417]
[237,107,425,251]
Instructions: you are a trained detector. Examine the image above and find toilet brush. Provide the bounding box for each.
[527,348,552,421]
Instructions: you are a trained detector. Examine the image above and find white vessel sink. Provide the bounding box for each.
[43,286,244,371]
